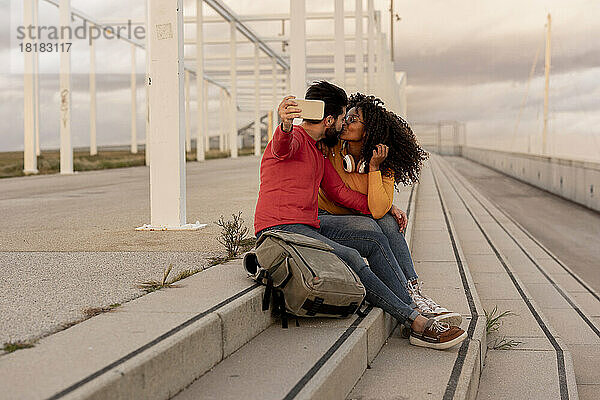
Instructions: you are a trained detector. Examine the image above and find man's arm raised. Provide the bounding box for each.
[272,96,302,159]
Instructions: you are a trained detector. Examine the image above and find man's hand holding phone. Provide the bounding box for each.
[278,96,302,132]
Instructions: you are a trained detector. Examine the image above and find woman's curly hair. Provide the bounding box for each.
[348,92,429,188]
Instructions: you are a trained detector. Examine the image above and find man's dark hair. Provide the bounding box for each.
[304,80,348,124]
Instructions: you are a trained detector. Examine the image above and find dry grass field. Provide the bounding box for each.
[0,148,258,179]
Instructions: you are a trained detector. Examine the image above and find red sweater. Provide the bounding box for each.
[254,124,370,234]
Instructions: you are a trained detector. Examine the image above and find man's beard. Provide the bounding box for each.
[321,125,342,148]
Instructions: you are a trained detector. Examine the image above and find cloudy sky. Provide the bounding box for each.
[1,0,599,161]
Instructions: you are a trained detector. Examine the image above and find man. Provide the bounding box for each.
[254,81,466,350]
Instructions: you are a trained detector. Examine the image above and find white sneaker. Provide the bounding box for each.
[408,280,462,326]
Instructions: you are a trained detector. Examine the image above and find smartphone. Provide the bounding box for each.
[295,99,325,120]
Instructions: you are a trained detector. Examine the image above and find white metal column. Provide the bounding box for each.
[253,43,261,156]
[289,0,306,97]
[59,0,73,174]
[272,58,278,130]
[203,82,209,150]
[140,0,204,230]
[397,71,407,118]
[376,31,384,100]
[33,0,40,157]
[90,31,97,156]
[286,70,291,94]
[355,0,364,92]
[334,0,345,87]
[367,0,375,93]
[131,44,138,154]
[226,93,232,151]
[196,0,205,161]
[375,15,384,98]
[219,89,227,151]
[219,89,225,151]
[145,0,150,165]
[229,21,238,158]
[23,0,38,174]
[185,70,191,152]
[542,13,551,155]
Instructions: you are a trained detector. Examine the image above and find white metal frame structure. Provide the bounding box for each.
[23,0,38,175]
[195,0,206,161]
[289,0,306,97]
[23,0,405,230]
[137,0,207,231]
[58,0,73,175]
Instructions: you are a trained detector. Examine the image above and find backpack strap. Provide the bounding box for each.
[273,289,288,329]
[355,298,369,317]
[301,298,361,317]
[258,271,293,329]
[258,270,273,311]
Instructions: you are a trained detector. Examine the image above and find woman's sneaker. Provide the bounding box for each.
[422,310,463,327]
[408,280,463,326]
[410,319,468,350]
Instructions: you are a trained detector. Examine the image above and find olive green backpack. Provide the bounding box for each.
[243,230,366,328]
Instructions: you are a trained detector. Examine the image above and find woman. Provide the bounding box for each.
[317,93,459,329]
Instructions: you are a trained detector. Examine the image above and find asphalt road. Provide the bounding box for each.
[444,156,600,293]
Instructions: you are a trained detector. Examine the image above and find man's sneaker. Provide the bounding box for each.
[407,280,462,325]
[409,319,468,350]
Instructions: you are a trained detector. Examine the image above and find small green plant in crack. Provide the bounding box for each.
[484,305,516,334]
[208,255,232,267]
[168,267,203,283]
[136,264,179,293]
[484,305,521,350]
[83,303,122,318]
[3,340,35,353]
[207,237,256,267]
[490,337,523,350]
[136,264,203,294]
[216,212,250,258]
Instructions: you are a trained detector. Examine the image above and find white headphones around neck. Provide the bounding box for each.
[341,141,368,174]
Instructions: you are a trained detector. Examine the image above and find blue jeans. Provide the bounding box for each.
[257,223,420,328]
[317,210,419,304]
[372,212,419,283]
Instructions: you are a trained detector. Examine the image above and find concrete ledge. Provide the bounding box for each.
[296,327,368,400]
[435,155,580,399]
[171,188,418,399]
[0,261,268,400]
[440,169,487,400]
[2,185,420,400]
[431,159,487,400]
[362,309,397,364]
[217,288,275,358]
[347,162,487,400]
[80,314,223,400]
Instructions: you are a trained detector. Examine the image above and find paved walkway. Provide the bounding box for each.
[436,156,600,399]
[444,156,600,293]
[2,155,597,399]
[0,157,261,345]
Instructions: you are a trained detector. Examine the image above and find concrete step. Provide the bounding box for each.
[432,155,582,399]
[346,160,486,400]
[172,187,419,400]
[173,303,397,400]
[0,184,416,400]
[0,259,274,400]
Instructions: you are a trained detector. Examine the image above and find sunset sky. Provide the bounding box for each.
[1,0,599,161]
